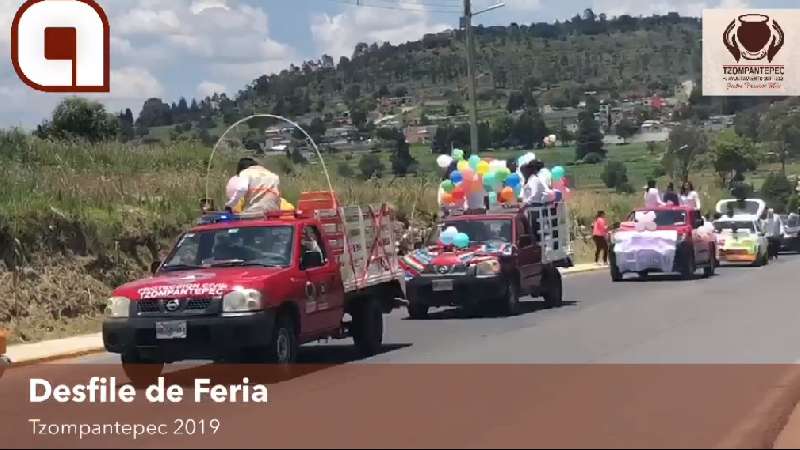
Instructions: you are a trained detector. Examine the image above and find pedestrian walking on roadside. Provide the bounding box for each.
[765,208,782,260]
[593,210,610,265]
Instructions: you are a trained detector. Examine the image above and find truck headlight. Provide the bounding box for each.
[475,260,501,277]
[105,297,130,318]
[223,289,263,313]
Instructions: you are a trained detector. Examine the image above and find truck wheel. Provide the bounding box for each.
[542,267,563,308]
[265,313,298,365]
[121,352,164,388]
[407,302,430,320]
[679,246,696,280]
[610,264,623,282]
[353,298,383,357]
[703,247,717,278]
[501,282,521,316]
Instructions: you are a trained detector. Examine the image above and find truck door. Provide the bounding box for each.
[517,215,542,293]
[299,225,344,337]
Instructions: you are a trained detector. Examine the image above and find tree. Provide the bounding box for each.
[350,108,368,131]
[136,98,173,128]
[447,101,465,117]
[615,118,638,143]
[600,161,630,191]
[734,110,761,140]
[37,98,119,142]
[376,84,390,98]
[344,85,361,107]
[391,134,417,176]
[506,92,526,113]
[761,106,800,174]
[393,86,408,98]
[575,111,605,160]
[358,153,384,179]
[512,111,548,148]
[118,108,135,142]
[307,118,326,140]
[712,129,758,187]
[663,124,707,182]
[761,173,795,212]
[491,115,514,147]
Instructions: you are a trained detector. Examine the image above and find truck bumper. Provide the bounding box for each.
[719,250,757,263]
[103,311,276,363]
[406,276,507,307]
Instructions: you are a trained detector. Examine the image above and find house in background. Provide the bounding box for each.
[405,125,439,145]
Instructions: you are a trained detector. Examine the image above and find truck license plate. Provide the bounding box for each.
[156,321,187,340]
[432,280,454,292]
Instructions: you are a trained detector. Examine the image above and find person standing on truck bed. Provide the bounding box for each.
[520,159,552,205]
[226,158,281,214]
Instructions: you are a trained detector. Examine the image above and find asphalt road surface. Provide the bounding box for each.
[71,254,800,365]
[8,254,800,448]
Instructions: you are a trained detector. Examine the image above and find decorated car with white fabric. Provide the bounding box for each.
[610,206,717,281]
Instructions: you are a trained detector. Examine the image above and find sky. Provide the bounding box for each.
[0,0,796,128]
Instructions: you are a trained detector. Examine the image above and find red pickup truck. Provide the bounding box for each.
[402,204,571,318]
[610,206,717,281]
[103,193,405,382]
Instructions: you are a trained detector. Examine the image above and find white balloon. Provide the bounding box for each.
[437,154,454,169]
[645,222,657,232]
[635,221,646,232]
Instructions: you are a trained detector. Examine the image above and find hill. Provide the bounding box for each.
[131,12,704,143]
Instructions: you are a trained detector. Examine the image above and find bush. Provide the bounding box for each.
[337,163,354,178]
[760,172,794,212]
[600,161,629,190]
[581,152,605,164]
[358,153,384,180]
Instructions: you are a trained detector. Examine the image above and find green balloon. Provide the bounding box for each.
[441,180,455,193]
[452,148,465,161]
[496,168,510,182]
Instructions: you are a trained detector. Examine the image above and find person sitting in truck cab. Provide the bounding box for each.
[226,158,281,214]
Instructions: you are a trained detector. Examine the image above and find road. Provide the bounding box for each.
[5,255,800,448]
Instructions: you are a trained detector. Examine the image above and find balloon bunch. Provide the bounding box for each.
[437,149,523,207]
[542,134,558,147]
[439,226,471,249]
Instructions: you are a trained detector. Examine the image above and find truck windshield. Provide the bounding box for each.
[441,219,513,245]
[162,226,294,271]
[714,221,756,233]
[628,210,687,227]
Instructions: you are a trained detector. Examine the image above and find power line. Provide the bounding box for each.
[322,0,461,14]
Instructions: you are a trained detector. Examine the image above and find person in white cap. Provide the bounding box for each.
[520,159,552,205]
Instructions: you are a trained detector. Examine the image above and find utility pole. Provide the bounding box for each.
[462,1,505,156]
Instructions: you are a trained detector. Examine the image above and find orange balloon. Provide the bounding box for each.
[441,192,454,205]
[500,187,515,203]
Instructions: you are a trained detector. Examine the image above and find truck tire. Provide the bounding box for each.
[352,298,383,357]
[121,352,164,388]
[703,246,717,278]
[542,267,563,308]
[407,302,430,320]
[609,253,623,282]
[678,245,696,280]
[265,313,298,365]
[501,282,521,316]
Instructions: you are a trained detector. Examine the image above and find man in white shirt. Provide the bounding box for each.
[764,209,783,260]
[226,158,281,214]
[520,159,552,205]
[644,179,665,208]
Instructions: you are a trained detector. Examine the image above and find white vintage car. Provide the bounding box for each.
[713,199,769,266]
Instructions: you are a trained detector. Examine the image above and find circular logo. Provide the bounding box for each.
[437,265,451,275]
[164,299,181,312]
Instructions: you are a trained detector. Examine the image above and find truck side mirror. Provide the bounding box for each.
[301,251,324,270]
[694,217,705,229]
[150,260,162,275]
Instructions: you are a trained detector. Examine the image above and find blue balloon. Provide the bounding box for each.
[469,154,481,170]
[454,233,470,249]
[506,173,521,188]
[450,171,464,184]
